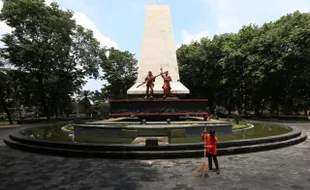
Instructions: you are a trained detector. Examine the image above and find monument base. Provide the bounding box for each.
[109,98,208,120]
[127,82,190,95]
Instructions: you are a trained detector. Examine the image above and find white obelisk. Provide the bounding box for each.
[127,4,190,95]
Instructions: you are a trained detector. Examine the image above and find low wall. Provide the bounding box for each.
[74,123,232,138]
[4,123,306,159]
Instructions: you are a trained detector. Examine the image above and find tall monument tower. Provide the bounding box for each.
[127,4,190,95]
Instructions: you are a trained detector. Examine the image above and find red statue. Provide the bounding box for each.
[136,69,168,99]
[204,112,211,121]
[161,68,172,98]
[144,71,156,98]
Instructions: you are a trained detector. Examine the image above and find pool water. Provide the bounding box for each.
[170,123,292,144]
[21,123,292,144]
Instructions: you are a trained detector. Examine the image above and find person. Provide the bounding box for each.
[160,68,172,98]
[144,71,155,98]
[201,128,220,174]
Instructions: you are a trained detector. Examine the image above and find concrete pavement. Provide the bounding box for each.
[0,122,309,190]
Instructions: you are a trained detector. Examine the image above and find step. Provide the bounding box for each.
[8,127,302,152]
[3,133,307,159]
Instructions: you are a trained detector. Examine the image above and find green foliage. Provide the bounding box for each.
[92,101,109,119]
[1,0,309,119]
[100,48,138,99]
[232,123,248,130]
[233,115,242,124]
[214,106,228,118]
[0,0,101,119]
[177,11,310,116]
[77,90,93,116]
[63,124,74,131]
[170,123,292,143]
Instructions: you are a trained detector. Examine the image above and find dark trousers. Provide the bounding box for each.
[207,153,219,170]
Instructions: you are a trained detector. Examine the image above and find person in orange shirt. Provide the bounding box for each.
[201,128,220,174]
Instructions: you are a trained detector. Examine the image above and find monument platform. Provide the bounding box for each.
[109,98,208,120]
[127,81,189,95]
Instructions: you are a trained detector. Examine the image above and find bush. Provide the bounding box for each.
[233,115,242,124]
[73,119,86,124]
[63,124,74,131]
[215,106,227,118]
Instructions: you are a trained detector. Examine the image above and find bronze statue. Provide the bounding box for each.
[136,69,168,99]
[160,68,171,98]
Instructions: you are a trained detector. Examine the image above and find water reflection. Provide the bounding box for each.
[21,123,292,145]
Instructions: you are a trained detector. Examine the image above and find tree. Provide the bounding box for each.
[177,37,224,113]
[92,101,109,119]
[0,62,13,124]
[91,90,106,102]
[177,11,310,116]
[78,90,93,116]
[100,48,138,98]
[0,0,101,119]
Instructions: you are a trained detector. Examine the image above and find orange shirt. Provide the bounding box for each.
[201,133,218,155]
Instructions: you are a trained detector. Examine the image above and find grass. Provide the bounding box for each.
[218,118,251,130]
[0,121,18,125]
[63,124,74,131]
[232,121,251,130]
[169,123,292,144]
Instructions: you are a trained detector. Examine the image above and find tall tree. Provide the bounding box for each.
[100,48,138,98]
[0,0,101,119]
[0,59,13,124]
[78,90,93,116]
[177,11,310,116]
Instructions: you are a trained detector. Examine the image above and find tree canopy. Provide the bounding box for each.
[0,0,101,119]
[100,48,138,99]
[0,0,309,122]
[177,11,310,116]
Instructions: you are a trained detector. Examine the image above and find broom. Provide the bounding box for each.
[196,145,209,178]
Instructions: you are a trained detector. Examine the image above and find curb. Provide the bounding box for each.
[3,133,307,159]
[232,123,254,133]
[3,124,307,159]
[5,125,301,151]
[61,125,74,134]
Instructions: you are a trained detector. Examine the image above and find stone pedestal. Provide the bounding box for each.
[109,98,208,120]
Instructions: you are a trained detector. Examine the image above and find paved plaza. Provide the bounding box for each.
[0,122,310,190]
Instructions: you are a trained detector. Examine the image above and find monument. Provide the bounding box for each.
[127,4,189,95]
[109,4,208,120]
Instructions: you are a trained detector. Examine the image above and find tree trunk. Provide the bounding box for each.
[84,98,88,115]
[304,108,308,116]
[37,75,50,120]
[244,87,248,116]
[0,97,13,124]
[208,94,216,114]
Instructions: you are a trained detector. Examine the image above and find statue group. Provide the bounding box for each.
[137,68,172,99]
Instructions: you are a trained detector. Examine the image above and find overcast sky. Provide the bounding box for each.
[1,0,309,91]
